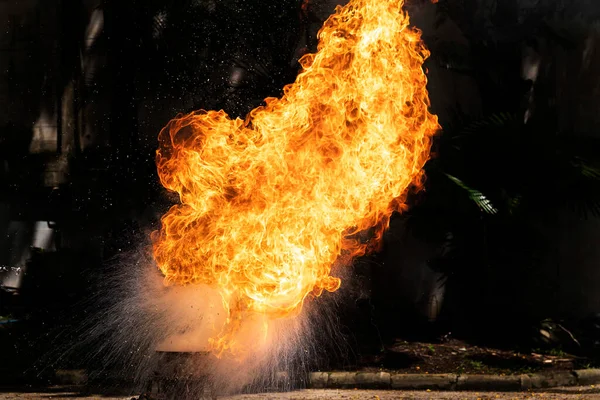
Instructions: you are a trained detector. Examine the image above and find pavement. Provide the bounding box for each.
[227,387,600,399]
[2,387,600,399]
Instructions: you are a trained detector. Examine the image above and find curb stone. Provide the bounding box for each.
[55,369,88,386]
[308,369,600,391]
[328,372,356,388]
[391,374,456,390]
[574,369,600,386]
[309,372,329,389]
[527,371,576,389]
[456,375,520,391]
[356,372,391,388]
[51,368,600,391]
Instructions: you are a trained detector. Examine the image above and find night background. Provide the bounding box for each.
[2,0,600,398]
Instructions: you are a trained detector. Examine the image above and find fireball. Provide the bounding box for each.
[152,0,438,355]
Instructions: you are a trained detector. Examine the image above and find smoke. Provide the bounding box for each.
[44,220,350,398]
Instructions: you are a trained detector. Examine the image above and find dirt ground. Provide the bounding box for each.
[227,387,600,399]
[2,387,600,400]
[355,339,595,375]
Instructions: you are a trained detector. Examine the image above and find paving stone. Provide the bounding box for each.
[520,374,532,390]
[312,369,595,391]
[456,375,521,391]
[308,372,328,389]
[574,369,600,386]
[327,372,356,388]
[390,373,457,390]
[529,371,576,388]
[55,369,88,385]
[354,372,391,388]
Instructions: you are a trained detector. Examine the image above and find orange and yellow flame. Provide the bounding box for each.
[152,0,438,355]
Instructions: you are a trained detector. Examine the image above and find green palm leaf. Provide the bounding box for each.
[445,173,498,215]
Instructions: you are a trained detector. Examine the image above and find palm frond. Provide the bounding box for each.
[460,112,517,135]
[562,158,600,219]
[445,173,498,215]
[577,162,600,180]
[506,194,522,215]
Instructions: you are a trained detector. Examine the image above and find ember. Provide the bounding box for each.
[152,0,438,356]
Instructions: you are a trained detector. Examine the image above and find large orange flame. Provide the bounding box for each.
[152,0,438,355]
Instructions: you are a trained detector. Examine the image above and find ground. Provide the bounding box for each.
[227,387,600,399]
[2,387,600,399]
[356,339,594,375]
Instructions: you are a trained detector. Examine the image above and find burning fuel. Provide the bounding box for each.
[152,0,438,356]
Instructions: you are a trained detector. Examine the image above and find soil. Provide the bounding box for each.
[354,338,598,375]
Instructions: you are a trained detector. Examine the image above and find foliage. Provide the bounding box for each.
[402,0,600,281]
[432,112,600,220]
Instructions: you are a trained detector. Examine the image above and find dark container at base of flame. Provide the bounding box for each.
[139,351,299,399]
[142,351,216,400]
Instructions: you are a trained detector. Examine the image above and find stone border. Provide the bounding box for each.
[54,370,89,386]
[53,368,600,391]
[309,370,600,391]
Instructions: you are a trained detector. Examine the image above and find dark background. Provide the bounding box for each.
[1,0,600,387]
